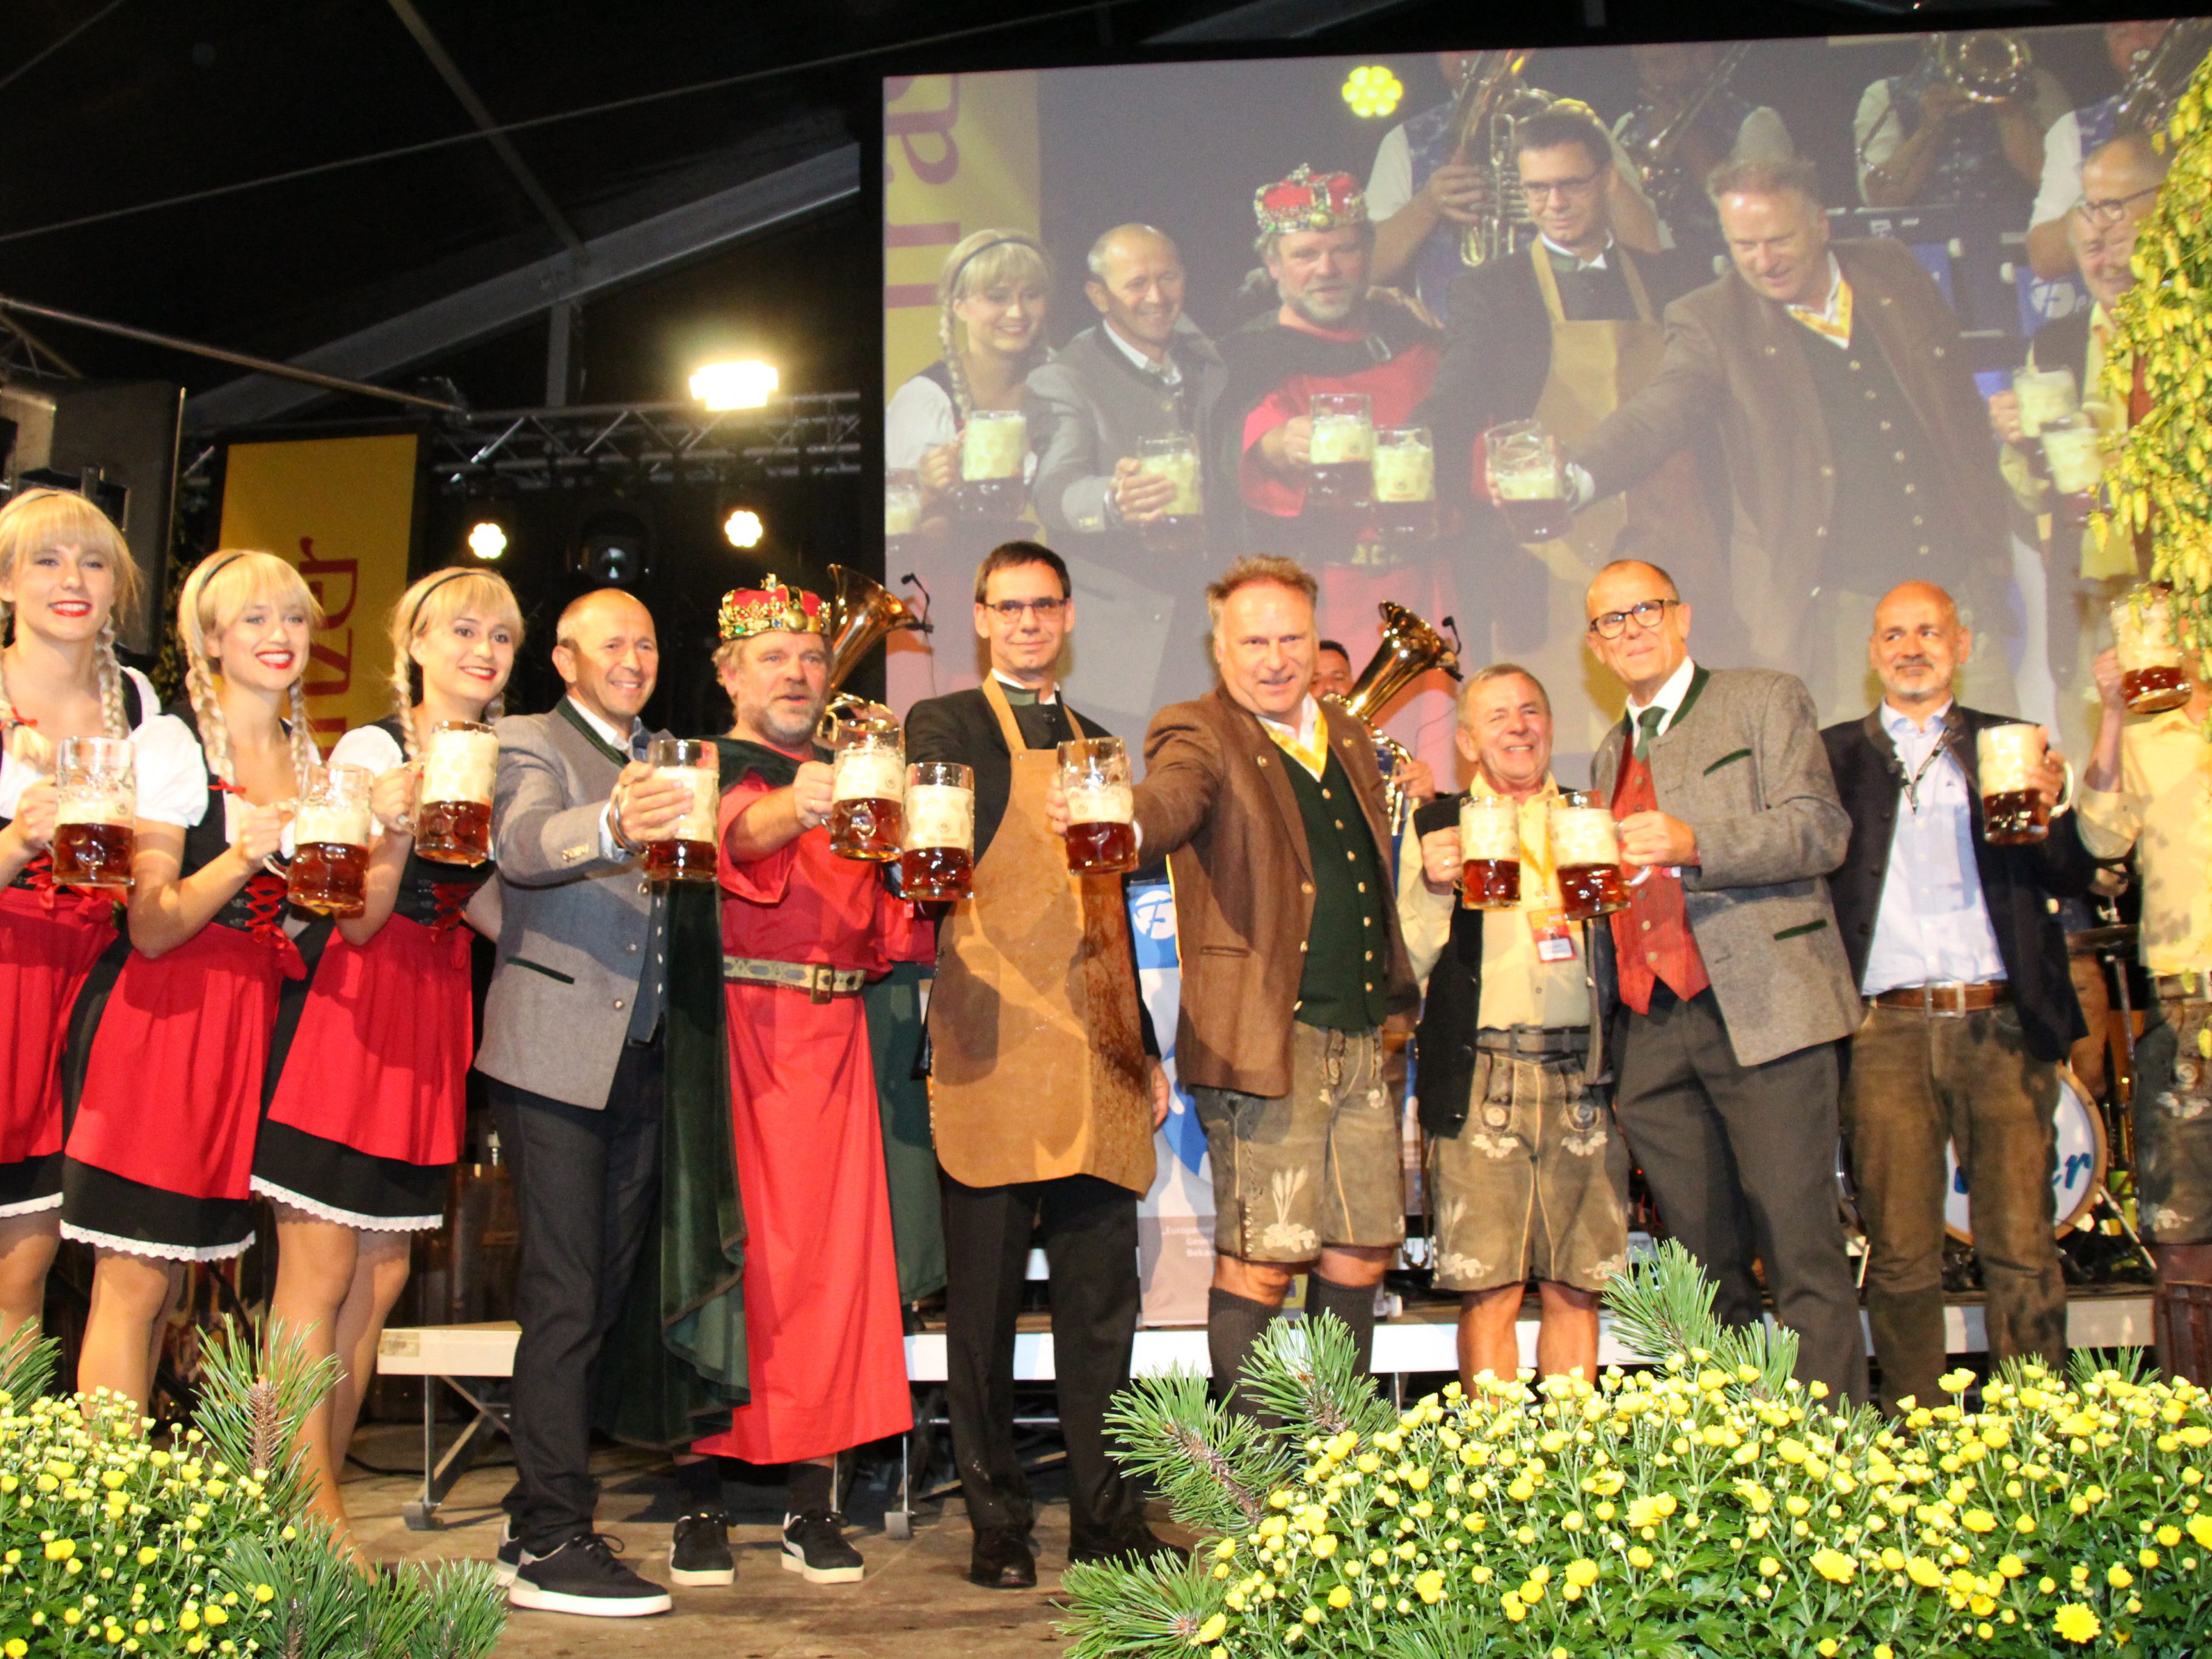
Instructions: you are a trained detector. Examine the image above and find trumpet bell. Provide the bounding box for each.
[1935,31,2035,106]
[1334,601,1464,730]
[823,564,930,697]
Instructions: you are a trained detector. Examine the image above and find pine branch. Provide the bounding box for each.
[1604,1240,1800,1395]
[1238,1312,1395,1441]
[194,1317,338,1516]
[399,1561,509,1659]
[0,1321,58,1403]
[217,1521,371,1659]
[1102,1370,1290,1536]
[1057,1552,1227,1659]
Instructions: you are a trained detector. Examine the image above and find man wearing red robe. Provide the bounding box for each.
[685,578,933,1584]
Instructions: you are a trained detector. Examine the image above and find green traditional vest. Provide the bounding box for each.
[1284,749,1393,1031]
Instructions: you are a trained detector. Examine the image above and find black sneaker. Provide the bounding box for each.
[493,1518,523,1587]
[508,1531,673,1617]
[669,1510,735,1587]
[781,1510,865,1584]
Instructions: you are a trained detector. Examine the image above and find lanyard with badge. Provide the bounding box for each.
[1520,798,1578,963]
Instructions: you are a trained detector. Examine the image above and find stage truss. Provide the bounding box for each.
[421,392,862,494]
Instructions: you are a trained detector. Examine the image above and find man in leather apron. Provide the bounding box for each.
[907,541,1173,1589]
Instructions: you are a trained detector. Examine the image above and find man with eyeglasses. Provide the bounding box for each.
[1421,108,1714,628]
[1581,558,1869,1403]
[1568,157,2016,723]
[2024,21,2188,281]
[903,540,1175,1587]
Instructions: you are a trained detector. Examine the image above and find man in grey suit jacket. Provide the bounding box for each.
[1026,224,1225,549]
[478,589,694,1618]
[1583,559,1869,1402]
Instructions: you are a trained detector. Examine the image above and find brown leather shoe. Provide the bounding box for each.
[967,1528,1037,1589]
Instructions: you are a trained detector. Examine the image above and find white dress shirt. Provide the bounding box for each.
[1860,700,2007,996]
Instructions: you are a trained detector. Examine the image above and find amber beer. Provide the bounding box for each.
[1306,392,1374,512]
[1977,723,2060,846]
[1058,735,1137,876]
[289,764,375,917]
[641,739,718,883]
[415,719,499,866]
[1458,793,1521,910]
[1549,792,1630,922]
[52,736,135,894]
[900,761,974,900]
[2112,587,2192,715]
[1484,419,1571,542]
[830,716,905,861]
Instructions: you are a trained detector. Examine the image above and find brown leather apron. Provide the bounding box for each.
[926,678,1156,1194]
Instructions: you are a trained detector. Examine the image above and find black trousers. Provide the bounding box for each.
[493,1038,663,1551]
[1612,987,1870,1405]
[939,1168,1142,1548]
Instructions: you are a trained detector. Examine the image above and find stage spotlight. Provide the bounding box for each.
[690,359,779,411]
[576,508,651,587]
[467,521,507,561]
[724,507,765,550]
[1343,64,1404,119]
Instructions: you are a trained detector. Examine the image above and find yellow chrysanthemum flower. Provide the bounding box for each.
[2052,1604,2101,1644]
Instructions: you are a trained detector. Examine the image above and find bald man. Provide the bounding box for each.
[1820,581,2094,1417]
[1027,223,1225,550]
[478,588,697,1616]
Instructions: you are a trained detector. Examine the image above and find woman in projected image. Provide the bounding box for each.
[885,228,1050,526]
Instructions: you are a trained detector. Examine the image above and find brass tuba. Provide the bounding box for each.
[1442,50,1552,269]
[1325,602,1463,833]
[815,564,931,742]
[1934,32,2037,104]
[2114,19,2212,135]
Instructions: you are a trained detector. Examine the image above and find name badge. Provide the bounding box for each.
[1529,903,1577,962]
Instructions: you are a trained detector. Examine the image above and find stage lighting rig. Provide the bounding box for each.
[467,521,508,561]
[690,359,779,411]
[1343,65,1404,119]
[724,507,765,550]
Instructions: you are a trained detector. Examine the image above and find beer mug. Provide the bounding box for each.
[885,468,923,539]
[959,409,1028,521]
[414,719,499,866]
[289,763,375,918]
[1135,432,1204,550]
[2039,412,2104,536]
[2112,586,2192,716]
[1549,790,1631,922]
[901,761,974,901]
[1976,723,2071,846]
[640,739,719,884]
[51,735,135,894]
[2011,364,2079,439]
[1458,793,1521,910]
[1058,735,1137,876]
[1306,391,1375,511]
[1372,425,1438,541]
[1483,419,1571,542]
[829,714,905,861]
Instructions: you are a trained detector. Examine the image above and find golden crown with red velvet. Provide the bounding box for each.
[717,576,825,642]
[1253,165,1367,237]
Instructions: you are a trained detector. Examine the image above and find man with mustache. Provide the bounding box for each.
[1820,581,2089,1416]
[1027,225,1224,555]
[1215,167,1441,555]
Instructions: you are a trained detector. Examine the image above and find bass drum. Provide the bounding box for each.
[1943,1066,2106,1243]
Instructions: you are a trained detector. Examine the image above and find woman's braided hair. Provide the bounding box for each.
[385,568,524,759]
[0,488,146,752]
[176,550,324,787]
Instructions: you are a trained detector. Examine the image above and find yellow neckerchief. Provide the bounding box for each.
[1262,703,1330,780]
[1786,271,1854,348]
[1513,778,1562,889]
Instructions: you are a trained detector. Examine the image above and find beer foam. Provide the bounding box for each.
[2040,425,2104,495]
[1495,467,1564,502]
[56,783,134,826]
[884,491,922,536]
[295,799,372,848]
[421,726,499,805]
[2013,366,2078,437]
[1372,443,1435,504]
[1308,417,1374,466]
[903,782,974,851]
[1066,781,1134,826]
[654,766,719,845]
[1136,451,1203,516]
[1975,724,2045,794]
[2114,595,2183,669]
[1459,796,1520,861]
[834,747,907,802]
[962,414,1028,481]
[1548,805,1621,866]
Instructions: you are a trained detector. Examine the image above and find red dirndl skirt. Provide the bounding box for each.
[254,913,471,1230]
[0,880,116,1214]
[62,918,303,1260]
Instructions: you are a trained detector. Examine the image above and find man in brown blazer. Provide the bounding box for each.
[1569,157,2015,719]
[1051,555,1416,1401]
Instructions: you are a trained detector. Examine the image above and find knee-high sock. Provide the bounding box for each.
[675,1454,724,1512]
[1306,1274,1377,1376]
[1208,1287,1280,1411]
[787,1459,835,1516]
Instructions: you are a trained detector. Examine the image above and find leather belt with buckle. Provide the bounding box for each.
[1871,980,2010,1016]
[2155,973,2211,1003]
[1476,1025,1591,1060]
[723,956,865,1004]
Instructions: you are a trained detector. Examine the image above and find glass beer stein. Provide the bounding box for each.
[830,714,905,861]
[1458,793,1521,910]
[641,739,719,883]
[414,719,499,866]
[1976,723,2069,846]
[289,763,375,918]
[1306,392,1375,511]
[2039,412,2105,538]
[900,761,974,901]
[1549,790,1631,922]
[959,409,1028,521]
[885,468,923,540]
[2112,586,2192,715]
[1058,735,1137,876]
[1135,432,1204,551]
[2011,364,2079,439]
[1484,419,1572,542]
[51,735,136,894]
[1372,425,1438,541]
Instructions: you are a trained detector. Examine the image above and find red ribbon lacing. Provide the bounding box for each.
[428,882,474,934]
[12,852,114,922]
[239,871,290,946]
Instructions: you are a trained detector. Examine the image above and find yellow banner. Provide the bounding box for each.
[216,433,417,751]
[883,70,1040,399]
